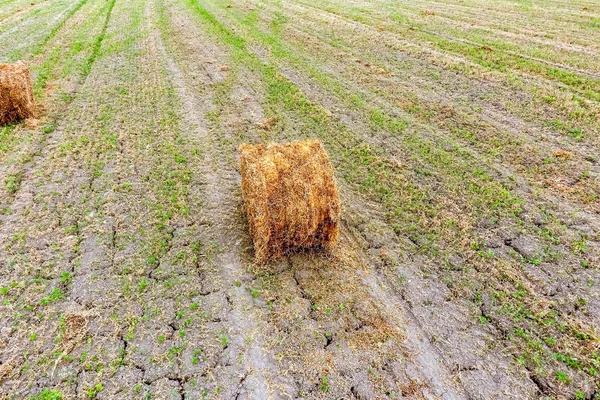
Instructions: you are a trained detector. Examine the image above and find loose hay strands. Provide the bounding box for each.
[0,62,36,125]
[240,139,341,263]
[51,312,89,378]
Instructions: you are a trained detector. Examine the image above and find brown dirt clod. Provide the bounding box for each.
[0,62,36,125]
[240,139,341,263]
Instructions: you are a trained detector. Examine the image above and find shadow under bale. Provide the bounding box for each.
[240,139,341,263]
[0,62,36,125]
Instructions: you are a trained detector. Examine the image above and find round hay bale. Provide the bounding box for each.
[0,62,36,125]
[240,139,341,262]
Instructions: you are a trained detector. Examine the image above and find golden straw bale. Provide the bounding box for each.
[240,139,341,262]
[0,62,36,125]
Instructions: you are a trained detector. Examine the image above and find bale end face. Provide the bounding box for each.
[0,62,36,125]
[240,139,341,262]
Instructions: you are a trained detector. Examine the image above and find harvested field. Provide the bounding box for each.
[0,0,599,399]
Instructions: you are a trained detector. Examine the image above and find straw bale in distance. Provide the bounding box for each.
[0,62,36,124]
[240,139,341,262]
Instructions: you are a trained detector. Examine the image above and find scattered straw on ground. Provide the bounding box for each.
[0,62,36,124]
[240,139,341,263]
[257,117,277,130]
[61,313,89,353]
[24,118,39,130]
